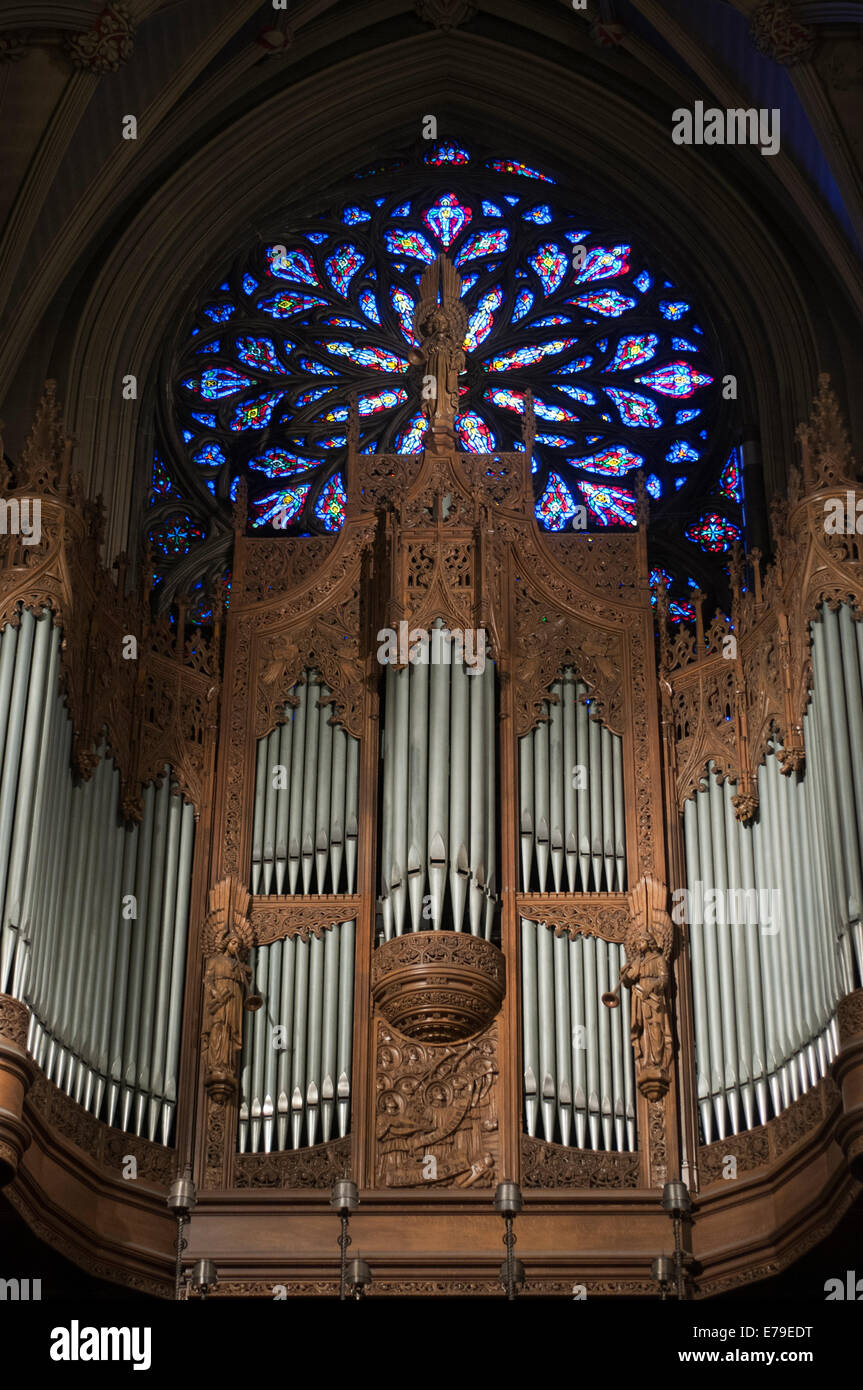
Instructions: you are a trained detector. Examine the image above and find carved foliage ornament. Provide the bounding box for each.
[750,2,815,66]
[63,3,135,73]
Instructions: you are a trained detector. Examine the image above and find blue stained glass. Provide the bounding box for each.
[692,323,704,333]
[557,384,596,405]
[554,356,593,374]
[567,446,643,476]
[454,230,509,266]
[230,391,284,430]
[396,411,427,453]
[391,287,416,341]
[268,247,320,284]
[325,244,364,295]
[574,245,631,284]
[184,367,253,398]
[296,386,335,406]
[423,191,472,248]
[666,440,699,463]
[579,482,637,527]
[324,342,407,372]
[204,303,234,322]
[167,151,725,570]
[489,159,555,183]
[315,474,347,530]
[719,448,744,502]
[572,290,637,317]
[298,357,339,376]
[193,442,226,467]
[536,473,577,530]
[637,361,712,397]
[605,334,659,372]
[235,337,287,373]
[464,286,504,351]
[457,411,497,451]
[218,282,229,292]
[523,204,554,224]
[182,430,194,443]
[685,512,741,552]
[359,289,381,324]
[605,388,663,428]
[425,143,470,165]
[512,290,534,321]
[205,481,215,496]
[152,454,174,495]
[528,243,568,294]
[659,300,689,320]
[260,291,328,318]
[191,412,217,427]
[385,229,437,262]
[249,450,313,477]
[254,483,311,528]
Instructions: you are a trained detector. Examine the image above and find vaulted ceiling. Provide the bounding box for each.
[1,0,861,556]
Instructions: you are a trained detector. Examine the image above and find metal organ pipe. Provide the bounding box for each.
[518,673,627,894]
[683,741,847,1141]
[0,608,194,1144]
[249,669,360,897]
[521,918,637,1152]
[239,921,355,1153]
[378,635,498,937]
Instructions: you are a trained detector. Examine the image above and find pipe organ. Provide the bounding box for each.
[1,363,863,1296]
[519,672,626,894]
[379,643,497,938]
[250,671,359,897]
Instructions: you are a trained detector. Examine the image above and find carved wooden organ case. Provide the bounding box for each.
[2,375,863,1298]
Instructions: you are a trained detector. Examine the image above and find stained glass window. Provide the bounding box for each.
[157,140,738,606]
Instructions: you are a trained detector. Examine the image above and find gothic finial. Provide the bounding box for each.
[795,373,856,492]
[232,477,248,533]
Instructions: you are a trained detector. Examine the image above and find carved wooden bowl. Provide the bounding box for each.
[371,932,505,1043]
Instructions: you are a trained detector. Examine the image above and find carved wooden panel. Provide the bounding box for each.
[374,1019,499,1188]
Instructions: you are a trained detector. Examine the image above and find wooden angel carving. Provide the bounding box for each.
[408,254,467,444]
[604,874,674,1100]
[201,877,259,1102]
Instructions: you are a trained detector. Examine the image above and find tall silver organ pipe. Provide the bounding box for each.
[519,671,626,893]
[683,752,848,1146]
[238,921,355,1153]
[809,604,863,984]
[521,917,636,1151]
[0,607,194,1145]
[379,633,497,938]
[250,669,359,896]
